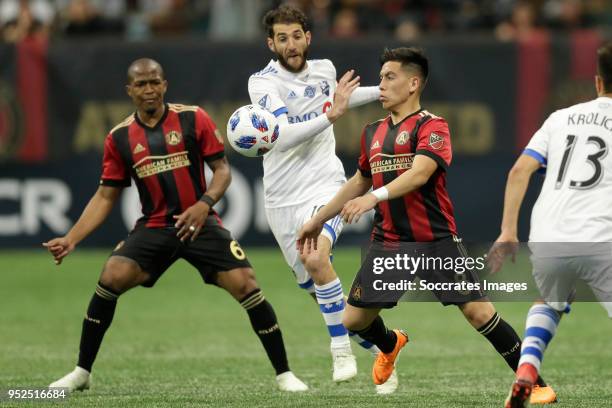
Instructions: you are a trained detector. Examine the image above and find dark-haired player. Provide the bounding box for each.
[248,4,389,390]
[298,47,556,403]
[45,58,307,392]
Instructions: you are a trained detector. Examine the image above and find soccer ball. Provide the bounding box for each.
[226,105,279,157]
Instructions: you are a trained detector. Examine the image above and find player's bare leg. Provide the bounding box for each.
[50,256,148,391]
[459,300,556,404]
[216,267,308,392]
[300,235,357,382]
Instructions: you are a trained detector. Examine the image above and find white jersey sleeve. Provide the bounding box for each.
[248,74,288,117]
[524,113,556,168]
[274,114,332,152]
[348,86,380,108]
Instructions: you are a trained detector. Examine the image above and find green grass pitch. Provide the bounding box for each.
[1,248,611,407]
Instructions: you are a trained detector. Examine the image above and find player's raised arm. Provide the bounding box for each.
[248,70,360,152]
[43,185,122,265]
[274,69,360,151]
[348,86,380,108]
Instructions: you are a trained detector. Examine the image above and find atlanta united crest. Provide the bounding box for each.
[165,130,182,146]
[396,131,409,145]
[351,284,362,301]
[428,132,444,149]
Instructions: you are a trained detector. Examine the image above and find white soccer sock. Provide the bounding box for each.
[315,278,350,347]
[519,304,561,373]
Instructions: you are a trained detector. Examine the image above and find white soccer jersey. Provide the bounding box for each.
[248,59,346,208]
[526,96,612,243]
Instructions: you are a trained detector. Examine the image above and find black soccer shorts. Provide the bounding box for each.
[110,218,251,288]
[347,236,486,309]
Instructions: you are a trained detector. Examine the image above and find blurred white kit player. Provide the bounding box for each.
[495,41,612,408]
[247,5,400,392]
[248,57,386,381]
[524,95,612,315]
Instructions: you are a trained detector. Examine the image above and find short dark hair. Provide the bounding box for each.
[597,42,612,92]
[127,58,164,83]
[263,5,309,38]
[380,47,429,88]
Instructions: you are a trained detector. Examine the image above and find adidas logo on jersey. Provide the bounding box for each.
[133,143,145,154]
[258,94,270,109]
[371,140,381,150]
[287,90,297,99]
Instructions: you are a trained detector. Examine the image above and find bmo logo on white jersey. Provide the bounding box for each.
[288,111,320,123]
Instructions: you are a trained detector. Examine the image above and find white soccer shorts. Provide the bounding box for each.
[530,253,612,318]
[265,194,344,287]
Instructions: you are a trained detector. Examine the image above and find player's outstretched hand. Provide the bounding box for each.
[297,219,324,254]
[341,194,376,224]
[326,69,360,123]
[42,237,75,265]
[486,234,519,274]
[174,201,209,242]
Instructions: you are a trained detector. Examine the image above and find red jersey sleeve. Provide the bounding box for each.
[357,127,372,177]
[415,118,452,170]
[100,133,130,187]
[195,107,225,163]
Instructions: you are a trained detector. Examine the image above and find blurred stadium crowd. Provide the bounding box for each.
[1,0,610,44]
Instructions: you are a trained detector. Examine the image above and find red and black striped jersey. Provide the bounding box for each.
[358,109,457,242]
[100,103,225,228]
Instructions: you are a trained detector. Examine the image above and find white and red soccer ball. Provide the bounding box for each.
[226,105,279,157]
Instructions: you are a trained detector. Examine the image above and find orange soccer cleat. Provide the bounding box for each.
[529,384,558,405]
[372,329,408,385]
[505,363,557,408]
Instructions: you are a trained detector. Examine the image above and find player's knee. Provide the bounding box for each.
[342,305,367,331]
[461,301,495,327]
[225,268,259,300]
[100,256,145,294]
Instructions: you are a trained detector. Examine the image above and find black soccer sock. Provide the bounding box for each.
[477,312,548,387]
[352,315,397,354]
[240,289,290,375]
[478,312,521,369]
[77,282,118,372]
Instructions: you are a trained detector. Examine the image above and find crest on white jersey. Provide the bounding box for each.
[304,86,316,98]
[319,80,330,96]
